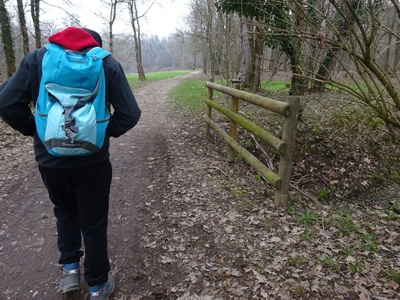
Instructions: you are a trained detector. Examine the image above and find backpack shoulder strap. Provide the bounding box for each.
[87,47,111,60]
[44,43,65,52]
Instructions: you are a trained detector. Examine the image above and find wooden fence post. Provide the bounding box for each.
[205,78,214,136]
[228,83,240,161]
[275,96,300,206]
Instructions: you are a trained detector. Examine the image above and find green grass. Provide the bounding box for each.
[169,78,208,113]
[296,209,320,224]
[213,79,290,92]
[348,260,363,274]
[321,256,339,272]
[260,80,289,91]
[232,199,257,211]
[318,188,331,201]
[258,80,365,93]
[328,214,358,236]
[361,233,379,253]
[288,255,308,267]
[341,246,356,257]
[124,70,205,114]
[126,70,192,90]
[299,227,314,241]
[325,207,359,236]
[386,269,400,284]
[128,72,305,115]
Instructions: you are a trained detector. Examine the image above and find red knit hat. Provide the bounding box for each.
[48,27,100,51]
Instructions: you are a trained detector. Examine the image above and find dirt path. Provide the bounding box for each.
[0,73,205,299]
[1,73,400,300]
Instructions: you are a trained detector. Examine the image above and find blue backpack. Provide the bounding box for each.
[35,43,110,157]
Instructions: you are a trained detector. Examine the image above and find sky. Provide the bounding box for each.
[41,0,190,37]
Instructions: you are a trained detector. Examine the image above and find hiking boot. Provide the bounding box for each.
[89,274,115,300]
[58,265,80,293]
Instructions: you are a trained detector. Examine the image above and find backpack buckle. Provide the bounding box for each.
[63,108,78,143]
[65,127,77,143]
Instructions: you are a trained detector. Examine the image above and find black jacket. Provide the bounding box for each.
[0,46,141,168]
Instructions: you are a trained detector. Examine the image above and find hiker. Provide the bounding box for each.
[0,27,141,299]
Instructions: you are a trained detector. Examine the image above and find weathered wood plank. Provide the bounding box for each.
[203,115,282,189]
[204,99,285,154]
[205,81,289,116]
[275,96,300,206]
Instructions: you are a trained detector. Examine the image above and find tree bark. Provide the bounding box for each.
[253,22,263,92]
[395,22,400,73]
[312,48,337,92]
[127,0,146,81]
[30,0,41,49]
[0,0,16,78]
[205,0,218,76]
[17,0,29,55]
[106,0,121,54]
[202,51,208,75]
[311,3,349,92]
[288,1,305,96]
[239,17,254,90]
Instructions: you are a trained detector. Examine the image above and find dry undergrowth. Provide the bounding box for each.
[166,86,400,299]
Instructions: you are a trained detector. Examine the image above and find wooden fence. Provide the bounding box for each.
[203,81,300,206]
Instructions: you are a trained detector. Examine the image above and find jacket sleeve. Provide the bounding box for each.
[105,60,141,138]
[0,55,36,137]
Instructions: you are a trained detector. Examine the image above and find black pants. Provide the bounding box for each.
[39,160,112,286]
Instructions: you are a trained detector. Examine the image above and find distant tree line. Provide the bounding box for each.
[0,0,199,80]
[1,0,400,142]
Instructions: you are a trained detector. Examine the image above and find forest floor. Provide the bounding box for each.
[0,72,399,299]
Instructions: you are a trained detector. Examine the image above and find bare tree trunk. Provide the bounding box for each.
[311,4,349,92]
[290,1,305,95]
[268,48,280,72]
[202,50,208,75]
[0,0,16,78]
[395,22,400,73]
[132,1,145,81]
[205,0,218,76]
[221,13,241,82]
[127,0,150,81]
[385,9,397,75]
[30,0,41,49]
[105,0,121,54]
[188,0,228,77]
[239,17,254,90]
[213,9,225,77]
[221,13,230,82]
[253,22,263,92]
[313,48,337,92]
[17,0,29,55]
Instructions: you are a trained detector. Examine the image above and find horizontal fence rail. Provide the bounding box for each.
[205,82,290,116]
[203,115,282,189]
[204,99,286,154]
[204,80,300,206]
